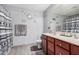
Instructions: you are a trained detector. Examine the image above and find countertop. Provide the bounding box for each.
[42,33,79,46]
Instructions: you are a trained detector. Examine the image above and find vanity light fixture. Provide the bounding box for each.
[27,13,32,19]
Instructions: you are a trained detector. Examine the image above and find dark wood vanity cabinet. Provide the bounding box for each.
[41,34,79,55]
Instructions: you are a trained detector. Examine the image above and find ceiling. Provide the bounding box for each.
[50,4,79,16]
[7,4,79,16]
[9,4,50,12]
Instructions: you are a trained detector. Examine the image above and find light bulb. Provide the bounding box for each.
[27,14,32,19]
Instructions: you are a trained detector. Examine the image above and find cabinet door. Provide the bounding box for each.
[55,46,70,55]
[48,41,54,54]
[41,35,47,54]
[71,45,79,55]
[42,39,47,53]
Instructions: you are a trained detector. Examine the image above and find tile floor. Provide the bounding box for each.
[8,43,44,55]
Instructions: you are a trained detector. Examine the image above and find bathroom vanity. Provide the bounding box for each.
[41,33,79,55]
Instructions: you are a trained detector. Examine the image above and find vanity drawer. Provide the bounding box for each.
[55,39,70,51]
[48,41,54,53]
[48,36,54,43]
[55,46,70,55]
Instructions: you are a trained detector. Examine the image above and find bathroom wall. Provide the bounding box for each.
[43,5,65,33]
[5,5,43,46]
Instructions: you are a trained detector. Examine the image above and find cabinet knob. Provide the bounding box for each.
[59,44,61,46]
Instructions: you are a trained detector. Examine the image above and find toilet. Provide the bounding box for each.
[37,40,42,49]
